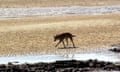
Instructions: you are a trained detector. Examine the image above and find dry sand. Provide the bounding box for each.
[0,14,120,56]
[0,0,120,8]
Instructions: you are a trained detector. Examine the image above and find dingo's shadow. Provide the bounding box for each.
[58,46,78,49]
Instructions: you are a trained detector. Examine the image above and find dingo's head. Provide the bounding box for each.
[54,35,57,41]
[54,34,59,41]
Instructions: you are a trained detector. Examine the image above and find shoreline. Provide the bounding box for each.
[0,47,120,64]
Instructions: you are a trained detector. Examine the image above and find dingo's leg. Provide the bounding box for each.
[55,40,62,47]
[66,38,68,47]
[70,37,76,48]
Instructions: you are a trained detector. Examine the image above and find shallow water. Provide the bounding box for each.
[0,5,120,18]
[0,49,119,64]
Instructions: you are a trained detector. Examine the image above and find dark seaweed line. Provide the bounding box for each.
[0,59,119,72]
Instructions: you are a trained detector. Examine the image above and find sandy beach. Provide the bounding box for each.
[0,1,120,72]
[0,14,120,56]
[0,0,120,8]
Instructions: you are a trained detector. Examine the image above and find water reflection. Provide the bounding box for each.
[0,50,119,64]
[62,50,120,62]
